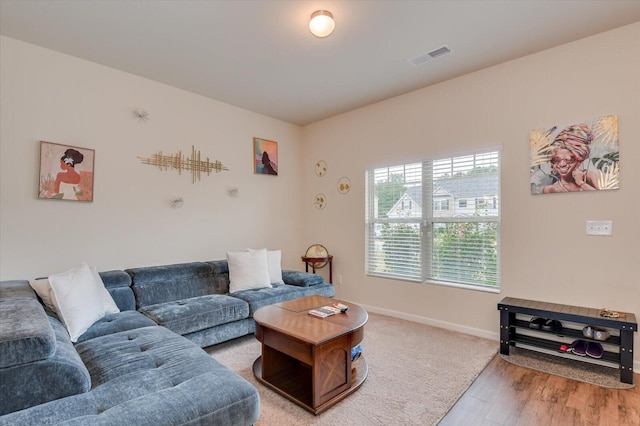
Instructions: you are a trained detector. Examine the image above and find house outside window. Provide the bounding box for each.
[365,150,500,290]
[434,200,449,210]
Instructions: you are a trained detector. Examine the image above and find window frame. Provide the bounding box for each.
[365,149,501,292]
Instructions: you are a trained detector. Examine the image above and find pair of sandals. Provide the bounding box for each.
[529,317,562,333]
[559,339,603,359]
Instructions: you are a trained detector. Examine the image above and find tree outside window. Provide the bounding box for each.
[366,151,500,290]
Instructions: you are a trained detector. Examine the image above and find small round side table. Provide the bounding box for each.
[301,255,333,284]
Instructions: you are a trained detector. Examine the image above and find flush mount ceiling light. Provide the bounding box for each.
[309,10,335,38]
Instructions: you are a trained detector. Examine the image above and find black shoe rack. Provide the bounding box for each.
[498,297,637,384]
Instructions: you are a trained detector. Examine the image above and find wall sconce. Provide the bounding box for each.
[309,10,335,38]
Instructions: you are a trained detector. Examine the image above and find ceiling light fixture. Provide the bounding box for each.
[309,10,335,38]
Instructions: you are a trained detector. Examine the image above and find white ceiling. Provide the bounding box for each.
[2,1,640,126]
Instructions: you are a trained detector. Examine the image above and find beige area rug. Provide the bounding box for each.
[501,346,635,390]
[207,312,497,426]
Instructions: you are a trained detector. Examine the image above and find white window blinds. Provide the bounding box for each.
[365,150,500,289]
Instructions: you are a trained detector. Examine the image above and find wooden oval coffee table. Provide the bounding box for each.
[253,295,368,415]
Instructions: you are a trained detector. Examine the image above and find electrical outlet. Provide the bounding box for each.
[336,274,343,285]
[586,221,613,236]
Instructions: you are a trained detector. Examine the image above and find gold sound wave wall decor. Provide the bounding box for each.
[138,145,228,183]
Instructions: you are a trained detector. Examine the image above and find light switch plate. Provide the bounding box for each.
[586,221,613,236]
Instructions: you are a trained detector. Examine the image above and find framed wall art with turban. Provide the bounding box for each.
[38,141,95,202]
[529,115,619,195]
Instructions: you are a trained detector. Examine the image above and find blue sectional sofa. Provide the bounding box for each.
[0,260,334,425]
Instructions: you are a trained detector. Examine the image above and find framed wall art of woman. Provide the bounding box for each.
[529,115,619,195]
[38,141,95,202]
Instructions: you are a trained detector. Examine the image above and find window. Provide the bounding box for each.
[365,150,500,290]
[434,200,449,210]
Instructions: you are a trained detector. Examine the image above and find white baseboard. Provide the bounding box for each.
[357,303,500,342]
[357,302,640,376]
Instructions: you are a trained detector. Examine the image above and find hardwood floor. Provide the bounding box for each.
[439,356,640,426]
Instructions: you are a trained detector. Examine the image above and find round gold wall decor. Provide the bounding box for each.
[315,160,327,177]
[314,193,327,210]
[337,176,351,194]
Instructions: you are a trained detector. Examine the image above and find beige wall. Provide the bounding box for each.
[0,36,305,280]
[301,23,640,364]
[2,23,639,366]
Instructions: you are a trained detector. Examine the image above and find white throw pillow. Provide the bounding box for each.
[249,249,284,285]
[29,278,57,313]
[227,249,272,293]
[29,266,120,317]
[90,266,120,315]
[48,263,106,342]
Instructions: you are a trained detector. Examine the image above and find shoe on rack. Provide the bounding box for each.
[542,319,563,333]
[585,342,604,359]
[570,339,587,356]
[593,328,610,342]
[583,326,611,341]
[529,317,545,329]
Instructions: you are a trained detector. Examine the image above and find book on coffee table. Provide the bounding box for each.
[308,305,341,318]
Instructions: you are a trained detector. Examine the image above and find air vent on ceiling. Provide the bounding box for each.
[408,45,452,67]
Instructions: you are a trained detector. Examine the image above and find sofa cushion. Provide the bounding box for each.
[0,316,91,416]
[76,311,158,343]
[128,262,220,308]
[0,280,35,299]
[231,282,335,315]
[299,282,335,298]
[282,270,325,287]
[182,319,251,348]
[0,326,260,425]
[99,270,136,311]
[0,297,55,368]
[138,295,249,335]
[206,260,232,293]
